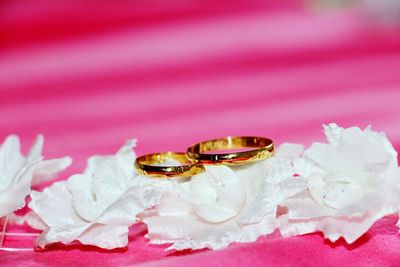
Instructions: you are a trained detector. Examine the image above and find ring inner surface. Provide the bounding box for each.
[141,152,192,166]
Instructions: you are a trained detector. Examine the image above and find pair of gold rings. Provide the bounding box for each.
[134,136,274,178]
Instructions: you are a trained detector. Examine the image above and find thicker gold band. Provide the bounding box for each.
[186,136,274,165]
[134,152,205,178]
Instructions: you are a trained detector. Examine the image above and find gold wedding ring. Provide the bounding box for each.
[135,152,204,178]
[187,136,274,165]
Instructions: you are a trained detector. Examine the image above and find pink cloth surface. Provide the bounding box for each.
[1,0,400,266]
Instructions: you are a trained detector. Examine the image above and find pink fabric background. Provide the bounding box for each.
[1,0,400,266]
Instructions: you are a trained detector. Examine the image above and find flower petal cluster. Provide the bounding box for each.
[279,124,400,243]
[139,144,306,250]
[0,135,71,218]
[28,140,161,249]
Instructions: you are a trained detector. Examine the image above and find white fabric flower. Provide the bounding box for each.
[279,123,400,243]
[0,135,71,218]
[28,140,161,249]
[139,144,306,250]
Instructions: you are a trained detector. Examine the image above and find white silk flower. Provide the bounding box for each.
[0,135,72,218]
[27,140,161,249]
[139,144,306,250]
[279,123,400,243]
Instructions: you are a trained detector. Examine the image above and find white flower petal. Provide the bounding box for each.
[144,214,203,243]
[278,214,319,237]
[167,226,234,251]
[305,143,362,176]
[98,186,161,225]
[237,158,305,225]
[339,127,395,173]
[293,157,322,178]
[29,182,87,230]
[29,182,90,247]
[277,178,308,200]
[24,211,47,230]
[143,194,237,250]
[78,224,129,249]
[90,157,130,211]
[67,173,102,221]
[191,165,246,223]
[323,123,342,145]
[275,143,304,159]
[281,212,381,244]
[153,193,192,217]
[86,140,137,214]
[32,157,72,186]
[36,225,89,248]
[235,215,276,243]
[27,135,44,162]
[0,160,37,217]
[0,135,25,191]
[285,194,336,219]
[161,215,274,251]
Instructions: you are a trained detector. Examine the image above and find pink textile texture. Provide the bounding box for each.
[1,0,400,266]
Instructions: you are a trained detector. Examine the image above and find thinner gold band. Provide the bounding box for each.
[186,136,274,165]
[134,152,205,178]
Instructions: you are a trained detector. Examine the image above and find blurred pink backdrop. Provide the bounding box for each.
[1,0,400,266]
